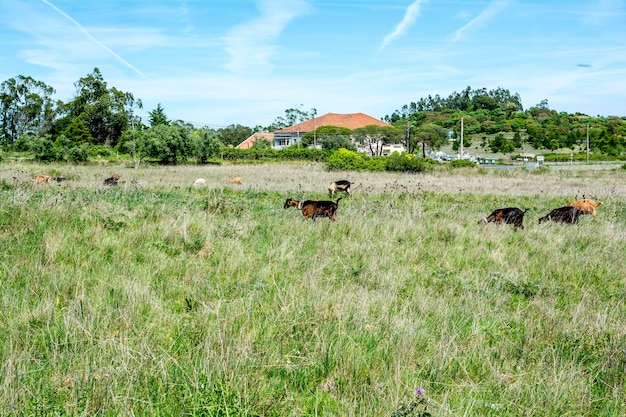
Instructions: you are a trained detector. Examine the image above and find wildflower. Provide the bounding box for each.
[415,387,426,397]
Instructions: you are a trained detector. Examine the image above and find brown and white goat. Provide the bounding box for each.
[284,197,343,222]
[478,207,528,230]
[328,180,351,198]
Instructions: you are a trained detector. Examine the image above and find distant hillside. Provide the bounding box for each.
[384,86,626,157]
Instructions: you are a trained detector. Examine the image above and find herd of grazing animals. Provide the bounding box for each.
[31,174,605,227]
[480,197,603,229]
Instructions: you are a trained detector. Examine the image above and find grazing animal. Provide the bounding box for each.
[567,198,603,218]
[328,180,351,198]
[229,177,244,184]
[193,178,206,186]
[539,206,582,224]
[35,175,67,185]
[284,197,343,222]
[103,173,121,186]
[284,198,302,210]
[35,175,53,184]
[478,207,528,230]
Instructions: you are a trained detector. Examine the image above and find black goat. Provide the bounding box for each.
[538,206,582,224]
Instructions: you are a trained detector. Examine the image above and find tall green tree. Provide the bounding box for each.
[192,129,223,163]
[217,124,253,147]
[269,107,317,130]
[141,124,191,164]
[352,125,402,156]
[149,103,169,126]
[415,124,446,157]
[0,75,56,146]
[62,68,137,148]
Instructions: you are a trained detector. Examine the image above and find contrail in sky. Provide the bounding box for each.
[41,0,145,77]
[452,0,508,42]
[379,0,426,52]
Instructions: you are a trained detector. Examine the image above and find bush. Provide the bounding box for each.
[66,143,90,163]
[90,145,113,158]
[385,152,432,173]
[449,159,478,168]
[365,156,387,171]
[29,135,58,162]
[326,148,368,171]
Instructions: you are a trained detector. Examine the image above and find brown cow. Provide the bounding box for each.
[478,207,528,230]
[567,198,603,218]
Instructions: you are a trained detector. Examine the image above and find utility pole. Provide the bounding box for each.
[586,124,590,164]
[406,121,411,153]
[460,117,464,159]
[313,115,316,148]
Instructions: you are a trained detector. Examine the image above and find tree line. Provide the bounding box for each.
[1,69,625,165]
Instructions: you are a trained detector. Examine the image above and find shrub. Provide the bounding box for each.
[326,148,368,171]
[385,152,432,173]
[90,145,113,158]
[449,159,477,168]
[66,143,90,163]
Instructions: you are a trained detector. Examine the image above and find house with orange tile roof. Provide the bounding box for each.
[237,112,397,151]
[273,112,391,150]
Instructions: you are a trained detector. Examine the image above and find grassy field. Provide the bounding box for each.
[1,161,625,416]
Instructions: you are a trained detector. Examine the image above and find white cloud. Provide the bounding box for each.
[221,0,313,74]
[452,0,509,42]
[379,0,426,52]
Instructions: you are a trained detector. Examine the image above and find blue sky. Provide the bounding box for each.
[1,0,625,128]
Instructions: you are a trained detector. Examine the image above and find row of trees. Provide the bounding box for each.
[1,70,625,164]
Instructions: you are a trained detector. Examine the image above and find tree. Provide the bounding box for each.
[63,68,137,148]
[352,125,402,156]
[141,124,192,164]
[28,134,57,161]
[62,118,93,146]
[269,107,317,130]
[0,75,56,146]
[251,138,272,149]
[149,103,169,126]
[320,133,356,151]
[217,124,253,147]
[301,125,351,148]
[192,129,223,163]
[415,124,445,157]
[489,133,515,153]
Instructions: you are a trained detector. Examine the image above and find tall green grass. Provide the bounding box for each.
[1,165,625,416]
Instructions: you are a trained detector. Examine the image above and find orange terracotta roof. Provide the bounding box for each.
[276,112,389,133]
[236,131,275,149]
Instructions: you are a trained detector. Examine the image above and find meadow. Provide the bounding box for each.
[1,161,625,416]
